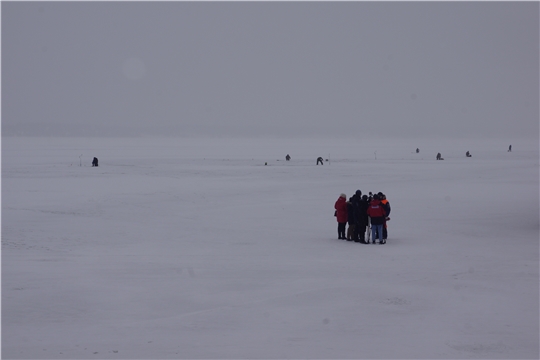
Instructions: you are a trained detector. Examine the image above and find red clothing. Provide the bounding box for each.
[367,199,387,225]
[334,196,348,223]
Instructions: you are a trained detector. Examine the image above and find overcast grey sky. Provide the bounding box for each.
[2,2,538,139]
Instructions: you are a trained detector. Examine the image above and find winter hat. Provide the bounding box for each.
[373,194,379,200]
[340,193,347,199]
[355,190,362,197]
[362,195,368,201]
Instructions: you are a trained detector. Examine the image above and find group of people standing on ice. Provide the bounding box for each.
[334,191,391,245]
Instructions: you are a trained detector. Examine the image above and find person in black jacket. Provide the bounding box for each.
[346,197,356,241]
[92,157,99,167]
[356,195,370,244]
[350,191,362,242]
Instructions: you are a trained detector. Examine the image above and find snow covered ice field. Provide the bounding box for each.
[2,136,539,359]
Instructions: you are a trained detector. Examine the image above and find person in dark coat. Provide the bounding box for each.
[92,157,99,167]
[508,145,512,152]
[317,157,324,165]
[367,194,387,244]
[346,197,356,241]
[466,151,472,157]
[356,195,370,244]
[334,193,348,240]
[286,154,291,161]
[350,190,362,242]
[436,153,442,160]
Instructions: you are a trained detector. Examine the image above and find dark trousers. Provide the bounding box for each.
[347,224,356,240]
[338,222,346,239]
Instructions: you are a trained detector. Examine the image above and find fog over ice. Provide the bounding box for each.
[2,2,538,139]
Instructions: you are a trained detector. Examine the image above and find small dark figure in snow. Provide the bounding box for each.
[286,154,291,161]
[466,151,472,157]
[92,157,99,167]
[436,153,443,160]
[416,148,420,153]
[508,145,512,152]
[317,157,324,165]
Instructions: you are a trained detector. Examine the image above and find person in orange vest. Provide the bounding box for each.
[380,193,391,241]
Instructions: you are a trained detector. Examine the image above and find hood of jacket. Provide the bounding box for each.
[370,199,381,206]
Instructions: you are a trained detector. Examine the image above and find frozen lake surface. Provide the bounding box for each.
[2,136,539,359]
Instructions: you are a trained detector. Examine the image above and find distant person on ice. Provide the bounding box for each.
[373,192,390,242]
[317,157,324,165]
[92,157,99,167]
[416,148,420,153]
[466,151,472,157]
[349,190,361,242]
[436,153,443,160]
[380,193,391,241]
[346,197,356,241]
[508,145,512,152]
[334,193,348,240]
[356,194,370,244]
[286,154,291,161]
[367,194,387,244]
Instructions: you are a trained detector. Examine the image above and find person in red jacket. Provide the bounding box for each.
[334,193,348,240]
[367,194,387,244]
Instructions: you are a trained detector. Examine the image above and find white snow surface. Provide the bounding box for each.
[2,136,539,359]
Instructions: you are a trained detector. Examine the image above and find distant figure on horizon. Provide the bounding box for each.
[286,154,291,161]
[466,151,472,157]
[317,157,324,165]
[416,148,420,153]
[92,157,99,167]
[436,153,442,160]
[508,145,512,152]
